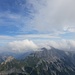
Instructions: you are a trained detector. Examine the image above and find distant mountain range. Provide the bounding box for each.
[0,47,75,75]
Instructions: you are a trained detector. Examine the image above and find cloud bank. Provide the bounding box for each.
[0,39,75,53]
[38,40,75,51]
[6,39,38,53]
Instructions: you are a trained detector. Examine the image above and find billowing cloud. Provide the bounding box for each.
[7,39,38,53]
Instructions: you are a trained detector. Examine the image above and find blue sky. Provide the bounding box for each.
[0,0,75,46]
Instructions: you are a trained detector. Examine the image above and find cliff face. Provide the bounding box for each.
[0,47,75,75]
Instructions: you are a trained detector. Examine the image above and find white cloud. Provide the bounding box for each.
[0,34,75,51]
[0,34,60,47]
[1,0,75,35]
[7,39,38,52]
[0,34,60,41]
[0,35,14,40]
[0,39,75,53]
[39,39,75,51]
[21,0,75,34]
[15,34,60,39]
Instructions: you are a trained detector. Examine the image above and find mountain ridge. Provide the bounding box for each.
[0,47,75,75]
